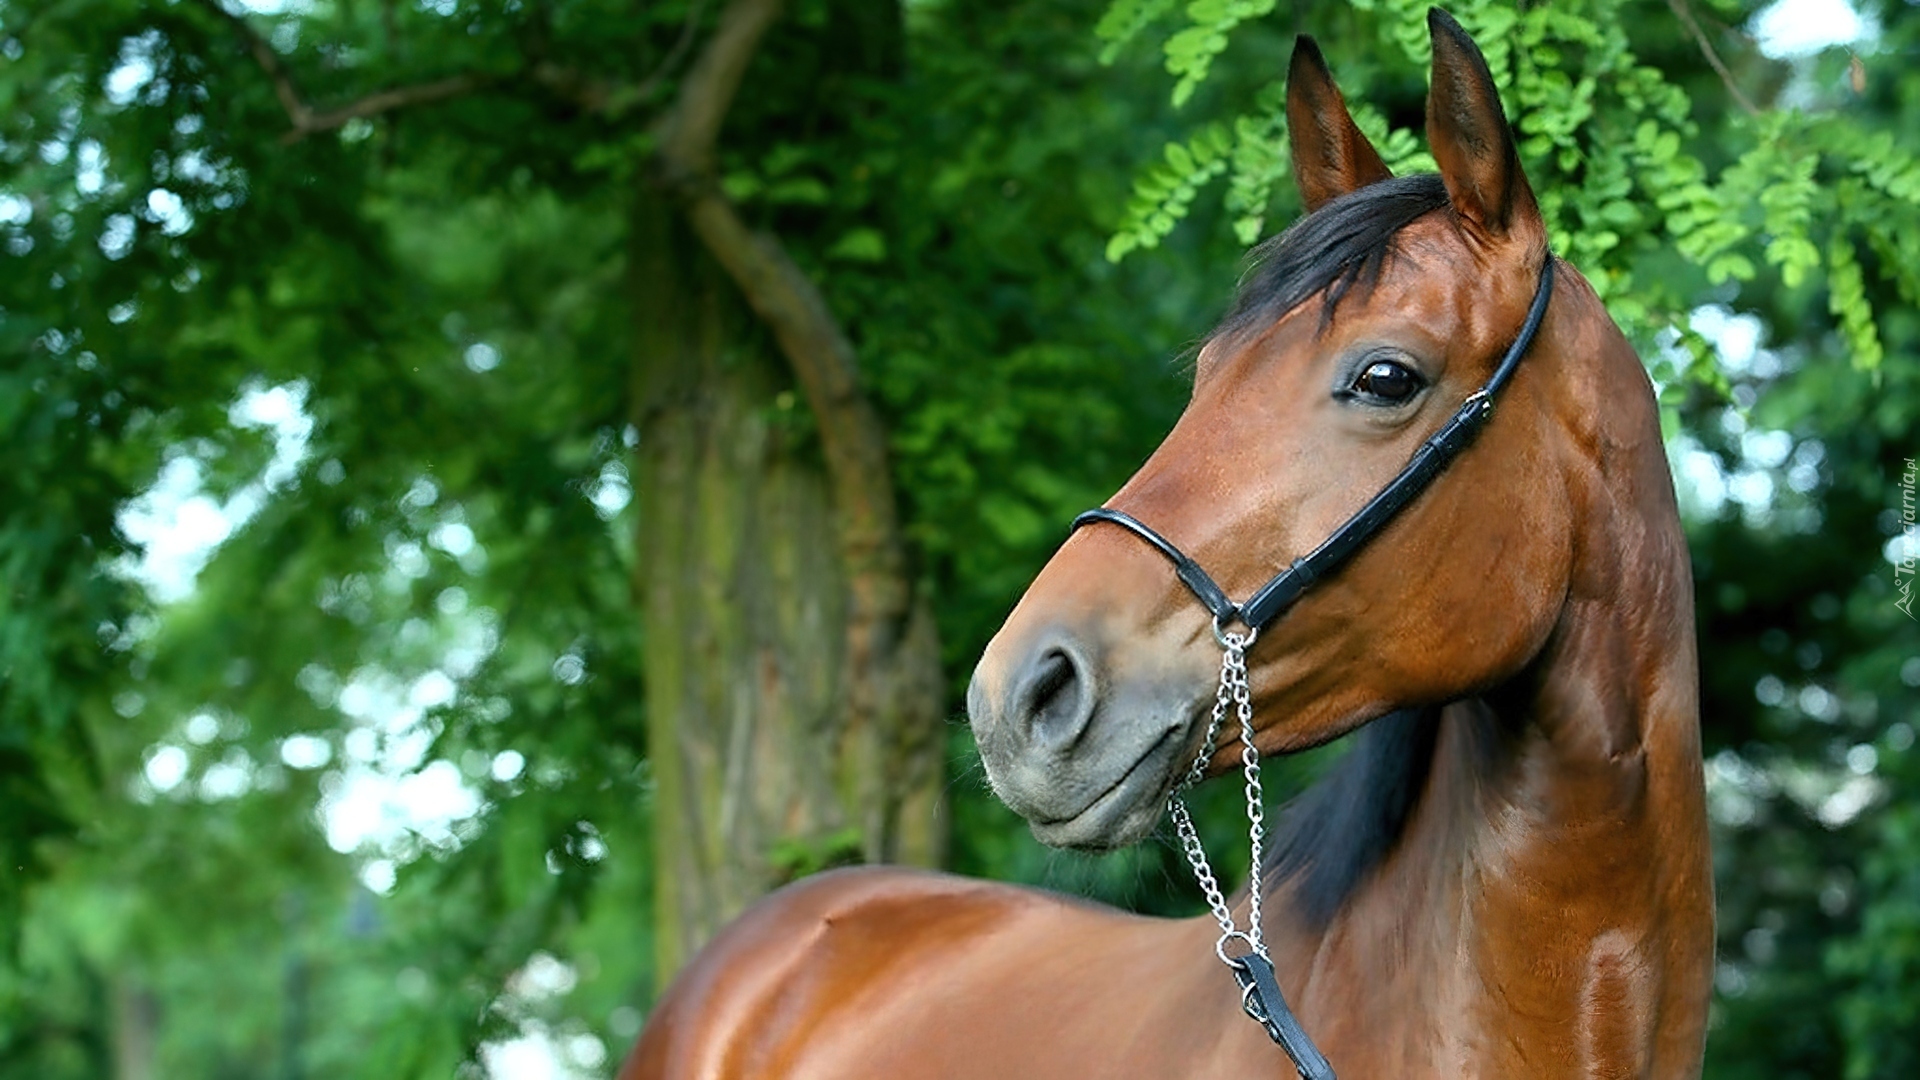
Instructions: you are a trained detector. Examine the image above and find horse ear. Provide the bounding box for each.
[1424,8,1541,239]
[1287,35,1393,212]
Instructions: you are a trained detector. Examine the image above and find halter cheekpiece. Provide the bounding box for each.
[1068,254,1556,1080]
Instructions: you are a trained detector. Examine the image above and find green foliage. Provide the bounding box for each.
[767,826,865,880]
[1093,0,1179,63]
[1096,0,1918,384]
[1105,122,1235,261]
[0,0,1225,1073]
[1163,0,1278,106]
[1824,235,1882,370]
[1831,791,1920,1079]
[3,0,1917,1076]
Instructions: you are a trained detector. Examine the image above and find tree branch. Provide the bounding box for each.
[675,187,903,575]
[191,0,493,142]
[654,0,782,174]
[286,74,489,143]
[187,0,313,129]
[195,0,698,141]
[651,0,906,595]
[637,0,710,112]
[521,0,708,118]
[529,56,679,119]
[1667,0,1760,117]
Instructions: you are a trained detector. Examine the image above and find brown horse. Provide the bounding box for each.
[620,11,1713,1078]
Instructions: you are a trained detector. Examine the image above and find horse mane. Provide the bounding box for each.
[1213,174,1450,342]
[1259,707,1442,928]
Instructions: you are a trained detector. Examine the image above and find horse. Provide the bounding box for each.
[619,10,1714,1078]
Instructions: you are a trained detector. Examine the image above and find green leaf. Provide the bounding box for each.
[826,227,887,262]
[766,177,832,205]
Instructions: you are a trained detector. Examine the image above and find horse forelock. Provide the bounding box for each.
[1213,173,1451,344]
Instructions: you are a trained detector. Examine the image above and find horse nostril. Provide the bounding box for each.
[1014,644,1096,751]
[1027,650,1074,712]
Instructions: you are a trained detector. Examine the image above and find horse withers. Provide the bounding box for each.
[621,10,1713,1078]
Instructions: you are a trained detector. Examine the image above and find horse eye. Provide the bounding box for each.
[1351,360,1423,404]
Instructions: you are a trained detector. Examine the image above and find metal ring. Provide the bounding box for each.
[1240,980,1268,1023]
[1215,930,1257,966]
[1212,613,1258,649]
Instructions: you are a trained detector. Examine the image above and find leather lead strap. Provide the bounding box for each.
[1234,953,1336,1080]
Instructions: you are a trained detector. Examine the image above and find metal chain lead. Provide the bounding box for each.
[1168,623,1269,962]
[1168,627,1338,1079]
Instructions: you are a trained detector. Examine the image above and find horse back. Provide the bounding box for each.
[617,866,1079,1080]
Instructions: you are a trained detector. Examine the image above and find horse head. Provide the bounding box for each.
[968,11,1634,851]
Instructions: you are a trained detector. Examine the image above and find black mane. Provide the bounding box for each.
[1214,174,1450,342]
[1259,707,1442,928]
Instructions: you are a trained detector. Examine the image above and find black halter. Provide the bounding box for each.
[1072,254,1555,636]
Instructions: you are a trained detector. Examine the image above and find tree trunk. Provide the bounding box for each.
[110,977,158,1080]
[631,191,943,985]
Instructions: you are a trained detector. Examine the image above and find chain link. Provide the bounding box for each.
[1168,625,1270,963]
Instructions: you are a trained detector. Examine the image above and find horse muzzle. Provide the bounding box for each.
[967,624,1206,851]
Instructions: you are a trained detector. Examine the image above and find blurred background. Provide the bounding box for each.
[2,0,1916,1076]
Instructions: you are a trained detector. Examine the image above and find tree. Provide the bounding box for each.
[208,0,936,976]
[2,0,1205,1072]
[627,0,949,974]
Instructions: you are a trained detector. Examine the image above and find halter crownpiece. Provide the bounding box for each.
[1069,253,1555,1080]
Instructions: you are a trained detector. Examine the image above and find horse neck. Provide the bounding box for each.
[1414,300,1702,892]
[1491,406,1703,834]
[1264,351,1710,1040]
[1327,510,1701,912]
